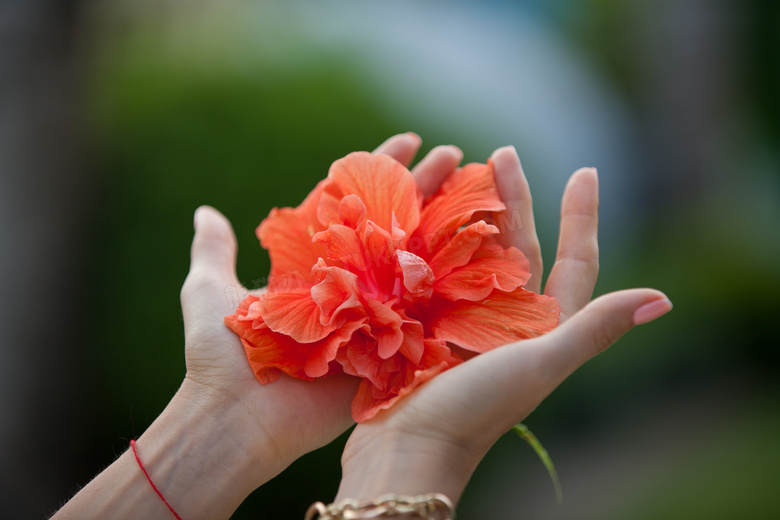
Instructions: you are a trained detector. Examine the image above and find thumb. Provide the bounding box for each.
[189,206,239,280]
[181,206,241,316]
[538,288,672,380]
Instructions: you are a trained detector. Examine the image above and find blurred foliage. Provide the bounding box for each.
[606,395,780,519]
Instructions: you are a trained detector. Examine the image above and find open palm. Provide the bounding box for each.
[336,144,671,502]
[178,133,445,464]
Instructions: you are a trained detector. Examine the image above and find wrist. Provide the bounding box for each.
[52,378,273,520]
[336,425,483,507]
[131,378,270,519]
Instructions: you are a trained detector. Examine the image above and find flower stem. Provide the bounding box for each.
[512,423,563,504]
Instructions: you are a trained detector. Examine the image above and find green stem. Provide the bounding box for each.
[512,423,563,504]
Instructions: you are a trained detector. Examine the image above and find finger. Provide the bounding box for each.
[536,288,672,382]
[182,206,241,315]
[544,168,599,322]
[410,145,462,197]
[468,288,671,435]
[490,146,543,293]
[372,132,422,167]
[189,205,239,281]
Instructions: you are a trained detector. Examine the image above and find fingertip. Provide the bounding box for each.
[448,144,463,162]
[194,205,232,234]
[560,167,599,219]
[374,133,422,166]
[405,131,422,145]
[190,205,238,263]
[411,144,464,197]
[193,205,204,230]
[193,205,215,231]
[490,145,518,163]
[490,146,523,181]
[433,144,463,162]
[568,167,598,187]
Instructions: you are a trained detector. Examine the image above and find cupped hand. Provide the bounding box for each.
[336,146,672,503]
[177,133,434,476]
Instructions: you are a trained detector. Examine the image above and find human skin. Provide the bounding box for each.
[51,134,670,519]
[50,134,426,520]
[334,144,672,510]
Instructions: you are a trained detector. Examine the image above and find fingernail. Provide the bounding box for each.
[633,298,673,325]
[405,131,421,143]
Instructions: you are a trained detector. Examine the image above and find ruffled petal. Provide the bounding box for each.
[426,288,560,353]
[257,180,329,281]
[313,224,368,272]
[413,161,505,259]
[434,243,531,301]
[426,220,499,279]
[366,299,404,359]
[257,288,333,343]
[325,152,421,235]
[338,333,402,390]
[225,298,313,383]
[339,194,367,231]
[351,339,462,422]
[226,295,365,381]
[303,318,367,378]
[398,317,425,366]
[362,220,404,298]
[310,262,365,326]
[396,250,434,301]
[314,220,403,300]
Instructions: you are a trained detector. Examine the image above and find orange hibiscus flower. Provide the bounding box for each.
[225,151,560,422]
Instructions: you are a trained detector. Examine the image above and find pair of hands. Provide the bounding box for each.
[179,133,671,513]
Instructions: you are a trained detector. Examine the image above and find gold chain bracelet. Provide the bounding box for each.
[305,493,455,520]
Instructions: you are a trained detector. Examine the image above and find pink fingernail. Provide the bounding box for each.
[633,298,673,325]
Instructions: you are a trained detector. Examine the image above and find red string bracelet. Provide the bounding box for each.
[130,439,183,520]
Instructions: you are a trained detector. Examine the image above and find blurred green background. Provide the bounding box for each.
[1,1,778,518]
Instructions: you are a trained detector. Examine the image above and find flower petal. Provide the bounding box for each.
[313,224,368,272]
[225,298,313,383]
[338,333,402,390]
[303,318,367,378]
[426,220,499,279]
[413,161,505,258]
[362,220,404,298]
[366,299,404,359]
[310,262,365,326]
[339,194,367,231]
[434,243,531,301]
[326,152,421,235]
[226,295,365,380]
[257,180,329,281]
[398,318,425,366]
[351,339,462,422]
[427,288,560,353]
[258,288,333,343]
[314,220,403,300]
[396,250,435,301]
